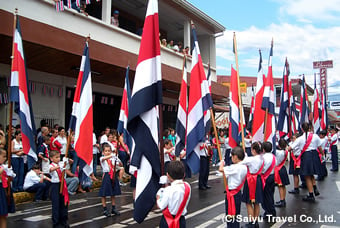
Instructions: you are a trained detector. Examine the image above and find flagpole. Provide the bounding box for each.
[159,104,164,176]
[60,129,72,195]
[233,32,245,150]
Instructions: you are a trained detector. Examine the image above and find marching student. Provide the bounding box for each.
[224,130,232,165]
[198,136,211,190]
[156,160,191,228]
[329,127,338,172]
[288,122,323,202]
[11,130,24,192]
[49,150,69,227]
[37,136,51,176]
[317,130,328,180]
[244,132,253,157]
[274,139,290,207]
[288,133,301,194]
[163,139,175,174]
[0,148,16,228]
[261,141,276,219]
[179,148,192,179]
[219,146,247,228]
[99,143,121,217]
[241,142,264,227]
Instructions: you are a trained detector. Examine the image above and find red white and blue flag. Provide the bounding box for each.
[261,40,276,151]
[313,73,321,134]
[127,0,162,223]
[204,64,212,134]
[117,66,132,151]
[10,15,37,161]
[320,88,328,131]
[289,80,299,135]
[247,85,255,133]
[175,57,187,157]
[277,58,290,137]
[299,75,310,128]
[55,0,65,12]
[228,66,240,148]
[252,50,266,142]
[186,22,213,174]
[69,42,93,176]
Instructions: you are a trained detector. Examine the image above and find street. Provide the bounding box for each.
[7,163,340,228]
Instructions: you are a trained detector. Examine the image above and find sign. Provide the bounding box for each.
[313,60,333,69]
[330,101,340,110]
[222,82,247,94]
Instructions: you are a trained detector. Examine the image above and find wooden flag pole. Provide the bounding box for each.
[233,32,245,151]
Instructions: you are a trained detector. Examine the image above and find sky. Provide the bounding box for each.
[187,0,340,97]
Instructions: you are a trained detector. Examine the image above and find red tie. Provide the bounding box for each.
[1,167,7,188]
[108,159,114,179]
[54,165,69,205]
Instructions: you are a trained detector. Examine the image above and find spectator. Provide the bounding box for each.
[167,40,174,49]
[111,10,119,27]
[161,39,167,47]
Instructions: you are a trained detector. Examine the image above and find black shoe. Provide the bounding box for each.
[288,189,299,194]
[103,209,111,217]
[274,200,286,207]
[204,185,211,189]
[314,189,320,196]
[199,186,207,190]
[330,169,338,172]
[302,195,315,202]
[299,184,307,189]
[111,208,120,216]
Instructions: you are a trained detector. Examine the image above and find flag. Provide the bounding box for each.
[55,0,65,12]
[127,0,162,223]
[67,0,72,8]
[313,73,321,134]
[76,0,80,7]
[175,56,187,157]
[247,85,255,133]
[117,66,132,151]
[228,66,240,148]
[277,58,290,137]
[252,50,266,142]
[10,15,37,161]
[299,75,310,128]
[69,41,93,176]
[203,64,212,134]
[261,40,276,151]
[320,88,328,131]
[186,22,213,174]
[289,80,299,135]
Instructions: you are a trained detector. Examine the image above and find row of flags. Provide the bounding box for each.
[55,0,99,12]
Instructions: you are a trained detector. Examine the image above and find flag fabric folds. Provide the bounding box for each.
[228,66,240,148]
[299,75,310,127]
[320,88,328,131]
[252,50,266,142]
[289,81,299,135]
[10,15,37,162]
[277,58,290,137]
[186,23,213,174]
[247,85,255,133]
[175,57,187,157]
[117,66,132,151]
[203,64,212,134]
[127,0,162,223]
[69,42,93,176]
[313,73,321,134]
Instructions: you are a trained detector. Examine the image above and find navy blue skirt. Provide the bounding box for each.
[245,147,252,157]
[99,173,121,197]
[288,157,300,175]
[0,186,15,216]
[224,149,232,165]
[242,175,263,204]
[300,150,320,176]
[312,150,322,175]
[278,166,290,186]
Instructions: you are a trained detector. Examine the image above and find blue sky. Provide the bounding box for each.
[187,0,340,96]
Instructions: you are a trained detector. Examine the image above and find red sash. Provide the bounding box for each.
[162,182,190,228]
[295,133,313,168]
[226,173,247,215]
[330,134,337,147]
[1,167,7,188]
[52,164,69,205]
[107,159,114,179]
[261,155,276,189]
[290,152,299,170]
[274,150,288,186]
[246,161,264,202]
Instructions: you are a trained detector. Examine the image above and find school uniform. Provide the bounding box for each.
[37,143,50,175]
[224,138,232,165]
[261,153,276,217]
[157,180,191,228]
[164,148,174,174]
[180,150,192,179]
[318,137,328,179]
[329,133,338,171]
[274,149,290,186]
[49,160,69,227]
[98,155,121,197]
[0,164,16,216]
[288,141,301,175]
[198,142,210,189]
[223,163,247,228]
[23,169,49,201]
[12,139,24,192]
[244,138,252,157]
[241,155,264,204]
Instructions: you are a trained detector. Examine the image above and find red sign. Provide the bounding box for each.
[313,60,333,69]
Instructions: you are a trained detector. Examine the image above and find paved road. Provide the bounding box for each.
[7,163,340,228]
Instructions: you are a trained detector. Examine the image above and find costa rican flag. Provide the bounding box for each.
[203,64,212,134]
[76,0,80,7]
[313,73,321,134]
[299,75,310,129]
[247,85,255,133]
[117,66,132,151]
[289,80,299,135]
[186,22,213,174]
[67,0,72,8]
[127,0,162,223]
[175,56,187,157]
[277,58,290,137]
[228,66,240,148]
[261,40,276,151]
[69,41,93,176]
[252,50,266,142]
[55,0,65,12]
[10,15,37,161]
[320,88,328,131]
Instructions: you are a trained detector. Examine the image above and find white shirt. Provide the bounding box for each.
[244,138,252,148]
[23,170,41,190]
[93,133,99,154]
[262,153,275,175]
[100,134,108,144]
[100,154,121,173]
[49,160,67,183]
[275,149,287,166]
[330,134,338,145]
[291,132,321,152]
[156,180,191,216]
[164,148,174,163]
[224,138,231,149]
[223,163,248,190]
[12,139,23,158]
[320,137,328,150]
[56,135,67,155]
[198,142,207,156]
[241,154,263,174]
